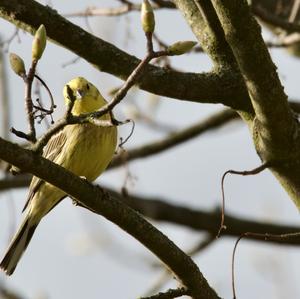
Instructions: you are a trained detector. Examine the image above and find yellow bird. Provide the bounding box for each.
[0,77,117,275]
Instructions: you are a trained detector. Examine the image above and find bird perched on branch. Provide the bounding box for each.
[0,77,117,275]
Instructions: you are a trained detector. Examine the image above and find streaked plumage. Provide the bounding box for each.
[0,77,117,275]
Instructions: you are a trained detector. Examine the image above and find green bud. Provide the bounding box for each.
[32,24,47,61]
[167,41,197,56]
[9,53,26,77]
[141,0,155,33]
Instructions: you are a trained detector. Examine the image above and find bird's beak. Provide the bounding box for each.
[76,89,85,99]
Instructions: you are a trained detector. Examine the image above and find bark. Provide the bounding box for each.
[173,0,300,208]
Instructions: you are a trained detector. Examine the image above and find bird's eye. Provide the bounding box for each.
[86,83,90,90]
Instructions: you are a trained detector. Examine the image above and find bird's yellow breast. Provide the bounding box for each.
[28,122,117,220]
[58,123,117,181]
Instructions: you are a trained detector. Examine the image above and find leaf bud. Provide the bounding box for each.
[9,53,26,77]
[141,0,155,33]
[167,41,197,56]
[32,24,47,61]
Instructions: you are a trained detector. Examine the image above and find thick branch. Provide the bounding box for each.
[173,0,254,120]
[114,190,300,246]
[211,0,296,152]
[210,0,300,207]
[0,137,219,299]
[111,108,238,168]
[191,0,237,68]
[2,175,300,246]
[0,0,251,112]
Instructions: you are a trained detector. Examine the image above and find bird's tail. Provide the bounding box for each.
[0,215,38,275]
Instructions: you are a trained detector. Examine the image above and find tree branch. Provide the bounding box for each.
[252,3,300,33]
[211,0,296,150]
[0,175,30,190]
[0,137,219,299]
[2,100,300,173]
[114,190,300,246]
[210,0,300,207]
[110,108,238,168]
[191,0,237,68]
[173,0,254,120]
[0,0,251,112]
[2,175,300,246]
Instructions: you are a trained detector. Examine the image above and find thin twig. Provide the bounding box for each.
[24,60,38,142]
[10,60,38,143]
[64,1,176,18]
[288,0,300,23]
[88,51,169,120]
[33,78,50,127]
[61,56,81,68]
[232,231,300,299]
[31,85,75,153]
[217,162,272,238]
[34,74,56,113]
[0,28,20,51]
[64,5,137,17]
[119,119,135,147]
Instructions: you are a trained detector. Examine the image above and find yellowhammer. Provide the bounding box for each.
[0,77,117,275]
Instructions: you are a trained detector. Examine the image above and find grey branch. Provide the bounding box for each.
[2,175,300,246]
[0,137,220,299]
[0,0,252,112]
[110,108,238,168]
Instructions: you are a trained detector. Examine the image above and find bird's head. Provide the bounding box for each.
[63,77,107,116]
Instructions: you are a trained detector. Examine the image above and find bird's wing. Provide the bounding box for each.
[22,129,68,212]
